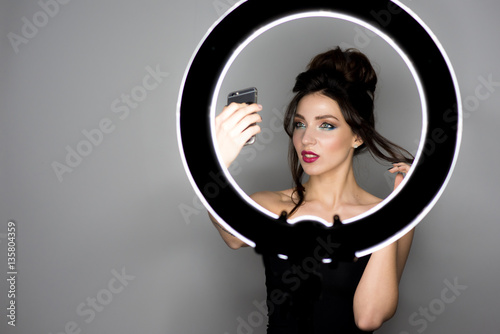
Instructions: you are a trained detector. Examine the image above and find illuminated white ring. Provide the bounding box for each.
[177,0,462,258]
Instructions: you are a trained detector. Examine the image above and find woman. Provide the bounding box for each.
[210,47,414,333]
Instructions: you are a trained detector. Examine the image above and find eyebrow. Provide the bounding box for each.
[294,113,339,121]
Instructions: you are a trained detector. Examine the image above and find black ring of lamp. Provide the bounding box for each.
[177,0,462,258]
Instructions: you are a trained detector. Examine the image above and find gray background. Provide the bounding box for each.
[0,1,498,334]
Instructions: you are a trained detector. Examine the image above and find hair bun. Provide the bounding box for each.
[307,47,377,95]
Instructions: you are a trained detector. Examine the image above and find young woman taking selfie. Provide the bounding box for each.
[210,47,414,333]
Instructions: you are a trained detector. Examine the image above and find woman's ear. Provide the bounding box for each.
[353,136,363,149]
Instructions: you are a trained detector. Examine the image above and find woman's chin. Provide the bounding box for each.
[301,164,324,176]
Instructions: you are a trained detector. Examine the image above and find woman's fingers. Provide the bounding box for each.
[214,103,263,167]
[217,103,262,127]
[388,162,411,190]
[394,172,405,190]
[232,111,262,140]
[240,120,261,144]
[388,162,411,174]
[218,105,262,143]
[222,102,262,128]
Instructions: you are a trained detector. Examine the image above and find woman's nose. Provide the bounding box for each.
[301,128,316,145]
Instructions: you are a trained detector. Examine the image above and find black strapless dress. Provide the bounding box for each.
[262,253,373,334]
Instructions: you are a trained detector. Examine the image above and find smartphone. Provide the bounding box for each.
[227,87,258,145]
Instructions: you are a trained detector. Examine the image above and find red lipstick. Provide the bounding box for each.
[301,150,319,163]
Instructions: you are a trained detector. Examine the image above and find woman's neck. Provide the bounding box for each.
[302,164,362,209]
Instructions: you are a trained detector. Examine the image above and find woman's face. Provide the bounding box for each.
[292,93,361,176]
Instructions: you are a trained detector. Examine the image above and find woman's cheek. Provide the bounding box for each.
[292,131,304,149]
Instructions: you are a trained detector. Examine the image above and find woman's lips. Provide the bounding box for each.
[301,150,319,163]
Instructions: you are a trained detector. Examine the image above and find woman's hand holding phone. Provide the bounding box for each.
[215,102,262,168]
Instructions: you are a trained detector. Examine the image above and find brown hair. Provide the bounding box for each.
[284,47,414,216]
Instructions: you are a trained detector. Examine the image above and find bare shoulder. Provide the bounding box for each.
[250,189,295,215]
[361,190,383,208]
[348,189,383,218]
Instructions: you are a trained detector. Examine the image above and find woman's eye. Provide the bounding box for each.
[320,122,336,130]
[294,121,305,129]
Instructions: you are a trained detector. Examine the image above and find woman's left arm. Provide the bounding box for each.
[389,162,415,281]
[353,163,414,332]
[353,241,399,332]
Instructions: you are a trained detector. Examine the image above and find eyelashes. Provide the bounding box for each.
[293,121,337,131]
[319,122,336,130]
[294,121,306,129]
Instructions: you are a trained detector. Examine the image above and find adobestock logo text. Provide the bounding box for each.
[51,64,169,182]
[8,0,73,54]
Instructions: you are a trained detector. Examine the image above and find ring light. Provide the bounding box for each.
[177,0,462,259]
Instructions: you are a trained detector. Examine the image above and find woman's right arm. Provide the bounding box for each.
[209,212,248,249]
[208,102,263,249]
